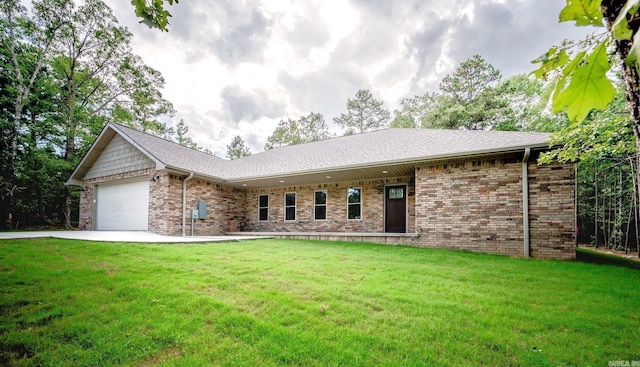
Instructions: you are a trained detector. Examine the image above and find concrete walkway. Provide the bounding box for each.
[0,231,271,243]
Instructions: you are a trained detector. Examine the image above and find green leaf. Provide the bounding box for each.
[551,50,586,111]
[553,41,616,123]
[531,48,570,78]
[559,0,604,26]
[612,0,640,40]
[626,30,640,66]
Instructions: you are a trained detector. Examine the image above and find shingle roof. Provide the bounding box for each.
[69,122,550,187]
[112,124,232,180]
[225,128,550,180]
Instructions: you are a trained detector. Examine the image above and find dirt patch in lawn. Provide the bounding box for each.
[138,346,182,366]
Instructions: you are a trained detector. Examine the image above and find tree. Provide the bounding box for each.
[265,112,331,150]
[391,72,558,132]
[226,136,251,160]
[109,56,175,136]
[131,0,178,32]
[493,75,566,132]
[539,83,637,250]
[533,0,640,254]
[1,0,178,230]
[0,0,69,229]
[48,0,176,228]
[333,89,390,134]
[390,93,435,128]
[170,119,197,149]
[264,121,290,150]
[440,54,501,101]
[425,55,504,130]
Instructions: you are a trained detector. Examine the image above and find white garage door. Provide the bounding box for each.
[96,180,149,230]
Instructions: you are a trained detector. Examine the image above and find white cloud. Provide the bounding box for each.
[107,0,593,155]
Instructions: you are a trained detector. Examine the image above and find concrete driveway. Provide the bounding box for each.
[0,231,270,243]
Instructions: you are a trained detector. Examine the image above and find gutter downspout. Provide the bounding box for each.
[522,148,531,258]
[182,172,194,237]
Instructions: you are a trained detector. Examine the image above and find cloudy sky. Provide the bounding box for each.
[108,0,593,156]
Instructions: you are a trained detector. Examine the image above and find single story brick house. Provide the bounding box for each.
[67,122,575,259]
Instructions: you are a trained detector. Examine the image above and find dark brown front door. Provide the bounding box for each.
[385,185,406,233]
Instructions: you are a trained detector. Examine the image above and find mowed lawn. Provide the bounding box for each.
[1,239,639,366]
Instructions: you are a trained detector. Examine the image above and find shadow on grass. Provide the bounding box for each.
[576,247,640,270]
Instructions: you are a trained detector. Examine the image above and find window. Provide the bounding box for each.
[388,187,404,199]
[285,192,296,221]
[258,194,269,221]
[314,190,327,220]
[347,187,361,220]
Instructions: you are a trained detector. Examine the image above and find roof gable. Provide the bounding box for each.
[67,123,229,185]
[84,134,155,180]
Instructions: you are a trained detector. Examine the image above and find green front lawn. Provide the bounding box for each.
[0,238,638,366]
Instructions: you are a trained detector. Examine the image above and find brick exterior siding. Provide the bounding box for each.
[177,177,246,236]
[80,172,246,235]
[78,153,574,259]
[414,155,575,259]
[242,177,415,233]
[528,160,575,259]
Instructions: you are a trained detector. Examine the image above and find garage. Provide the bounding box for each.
[96,179,149,231]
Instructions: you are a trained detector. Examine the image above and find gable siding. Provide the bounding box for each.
[84,134,155,180]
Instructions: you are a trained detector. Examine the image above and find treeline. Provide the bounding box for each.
[0,0,201,230]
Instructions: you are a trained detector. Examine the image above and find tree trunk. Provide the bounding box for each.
[632,156,640,255]
[595,167,599,247]
[602,0,640,249]
[63,83,76,229]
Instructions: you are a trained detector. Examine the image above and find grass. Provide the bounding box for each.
[576,247,640,270]
[0,238,639,366]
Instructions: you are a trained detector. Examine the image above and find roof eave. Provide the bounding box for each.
[162,166,229,183]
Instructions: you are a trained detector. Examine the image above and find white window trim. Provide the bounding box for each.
[314,190,327,221]
[284,192,296,222]
[258,194,269,221]
[347,187,362,221]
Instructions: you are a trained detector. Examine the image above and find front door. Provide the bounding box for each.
[385,185,406,233]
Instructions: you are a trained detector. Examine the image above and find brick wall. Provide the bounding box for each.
[80,171,246,236]
[243,177,415,233]
[79,154,574,260]
[149,175,247,236]
[528,160,575,259]
[414,155,575,259]
[148,172,182,235]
